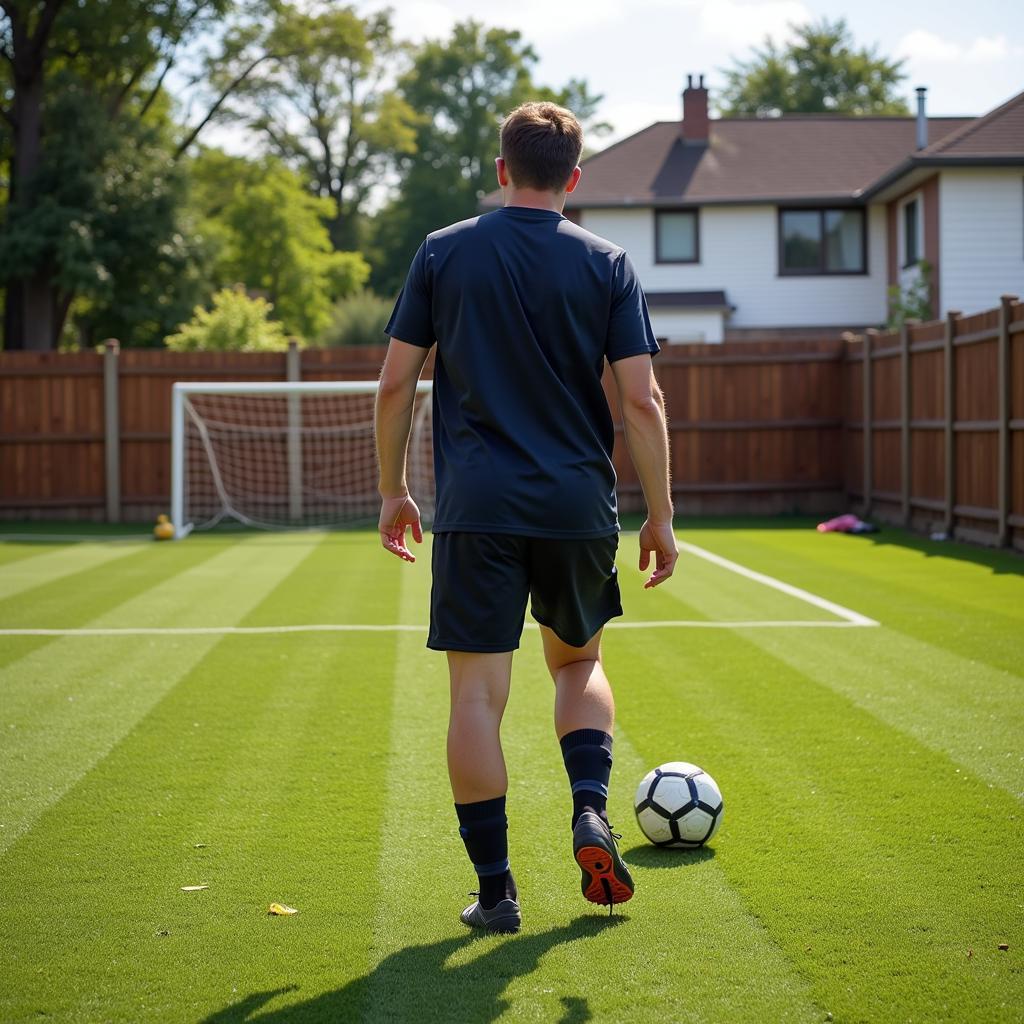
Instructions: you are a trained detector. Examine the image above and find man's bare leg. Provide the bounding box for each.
[541,625,634,906]
[540,626,613,740]
[447,651,519,925]
[446,651,512,803]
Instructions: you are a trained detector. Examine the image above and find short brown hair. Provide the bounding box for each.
[499,102,583,192]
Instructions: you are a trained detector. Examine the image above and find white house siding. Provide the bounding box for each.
[939,169,1024,316]
[646,309,725,344]
[580,205,889,329]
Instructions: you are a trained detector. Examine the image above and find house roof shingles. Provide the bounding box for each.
[919,90,1024,157]
[480,115,981,209]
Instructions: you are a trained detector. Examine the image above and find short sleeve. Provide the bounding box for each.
[605,251,660,363]
[383,241,435,348]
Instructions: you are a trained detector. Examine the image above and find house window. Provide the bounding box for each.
[655,209,699,263]
[903,198,920,267]
[779,208,866,275]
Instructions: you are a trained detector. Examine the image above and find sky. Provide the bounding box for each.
[349,0,1024,147]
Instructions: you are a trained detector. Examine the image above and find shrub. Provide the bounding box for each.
[315,289,395,347]
[886,260,933,328]
[164,285,290,352]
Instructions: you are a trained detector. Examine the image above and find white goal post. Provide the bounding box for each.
[170,380,433,538]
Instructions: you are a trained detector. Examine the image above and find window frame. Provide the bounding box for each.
[902,196,921,268]
[777,206,868,277]
[654,207,701,265]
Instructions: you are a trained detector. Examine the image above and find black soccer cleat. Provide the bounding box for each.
[572,810,634,908]
[460,893,522,934]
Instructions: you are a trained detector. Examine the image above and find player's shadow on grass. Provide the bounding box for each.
[200,914,623,1024]
[623,844,715,869]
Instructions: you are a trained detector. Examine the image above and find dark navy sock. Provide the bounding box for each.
[455,796,517,910]
[560,728,613,828]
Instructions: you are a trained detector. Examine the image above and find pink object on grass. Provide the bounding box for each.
[817,514,862,533]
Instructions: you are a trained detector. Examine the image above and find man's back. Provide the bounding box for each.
[384,205,658,539]
[375,99,677,934]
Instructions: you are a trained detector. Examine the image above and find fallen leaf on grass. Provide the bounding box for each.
[181,885,208,892]
[967,949,974,959]
[268,903,298,916]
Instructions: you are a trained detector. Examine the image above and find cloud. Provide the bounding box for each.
[897,30,1022,64]
[359,0,623,44]
[681,0,813,53]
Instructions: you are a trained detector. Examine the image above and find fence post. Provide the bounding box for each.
[900,320,916,526]
[943,311,960,537]
[997,295,1017,547]
[286,338,303,522]
[862,329,877,518]
[102,339,121,523]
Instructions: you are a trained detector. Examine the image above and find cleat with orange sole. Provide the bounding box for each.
[572,810,634,907]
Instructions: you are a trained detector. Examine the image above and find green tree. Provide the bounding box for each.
[227,2,418,252]
[188,149,369,339]
[369,19,608,296]
[0,0,283,350]
[719,18,909,117]
[164,285,288,351]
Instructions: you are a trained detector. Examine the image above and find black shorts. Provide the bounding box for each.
[428,532,623,653]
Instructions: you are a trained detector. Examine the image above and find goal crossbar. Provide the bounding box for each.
[170,380,432,538]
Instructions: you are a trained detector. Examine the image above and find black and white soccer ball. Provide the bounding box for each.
[634,762,724,848]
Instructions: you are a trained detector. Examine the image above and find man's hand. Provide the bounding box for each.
[379,494,423,563]
[639,519,677,589]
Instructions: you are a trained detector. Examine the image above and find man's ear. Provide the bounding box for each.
[495,157,510,188]
[564,166,582,194]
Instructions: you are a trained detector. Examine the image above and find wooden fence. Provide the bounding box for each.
[843,295,1023,550]
[1,297,1021,550]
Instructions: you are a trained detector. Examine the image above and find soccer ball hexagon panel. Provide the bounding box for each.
[634,762,724,848]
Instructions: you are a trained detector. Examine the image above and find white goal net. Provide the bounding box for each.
[170,381,433,536]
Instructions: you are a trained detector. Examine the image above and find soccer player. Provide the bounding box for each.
[375,101,677,935]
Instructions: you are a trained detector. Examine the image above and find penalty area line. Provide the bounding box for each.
[676,540,879,627]
[0,619,878,637]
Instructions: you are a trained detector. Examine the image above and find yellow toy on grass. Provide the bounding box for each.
[154,514,175,541]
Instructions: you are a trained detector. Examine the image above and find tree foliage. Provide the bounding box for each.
[187,149,369,339]
[719,18,909,117]
[0,0,265,349]
[369,18,608,296]
[224,1,418,251]
[164,284,288,351]
[315,288,394,347]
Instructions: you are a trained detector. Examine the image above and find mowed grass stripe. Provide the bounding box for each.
[634,543,836,623]
[0,533,402,1023]
[0,538,227,670]
[675,527,1024,798]
[739,624,1024,801]
[693,526,1024,676]
[0,538,153,597]
[607,627,1022,1023]
[342,560,821,1023]
[0,536,316,857]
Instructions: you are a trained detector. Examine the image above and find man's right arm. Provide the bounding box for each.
[610,353,678,588]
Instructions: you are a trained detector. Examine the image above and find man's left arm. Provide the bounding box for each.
[375,338,431,562]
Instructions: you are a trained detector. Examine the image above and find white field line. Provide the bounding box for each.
[0,539,879,636]
[0,620,872,637]
[677,540,880,627]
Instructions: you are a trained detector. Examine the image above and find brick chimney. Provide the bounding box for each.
[682,73,710,144]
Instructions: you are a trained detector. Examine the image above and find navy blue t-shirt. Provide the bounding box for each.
[384,205,659,539]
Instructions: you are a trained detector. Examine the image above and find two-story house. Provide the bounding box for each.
[481,77,1024,342]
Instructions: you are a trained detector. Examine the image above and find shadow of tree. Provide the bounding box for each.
[201,915,624,1023]
[623,844,716,869]
[856,527,1024,576]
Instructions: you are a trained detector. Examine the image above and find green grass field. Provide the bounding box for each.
[1,520,1022,1023]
